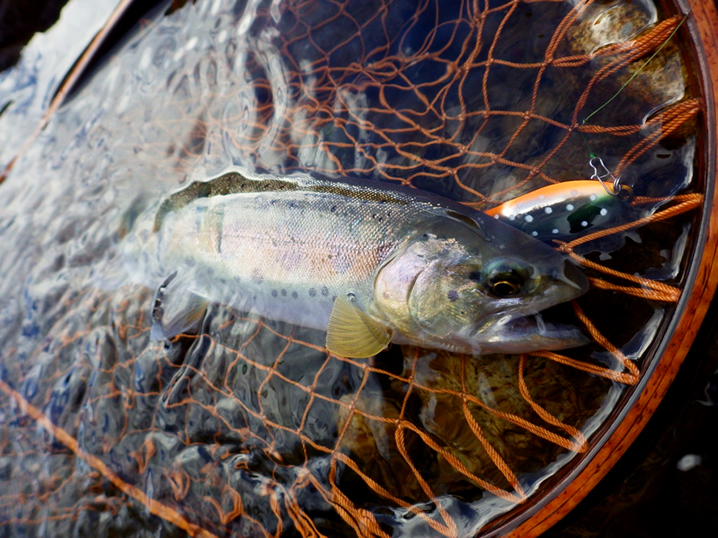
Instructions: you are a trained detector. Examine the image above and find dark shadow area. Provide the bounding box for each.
[0,0,70,71]
[548,297,718,537]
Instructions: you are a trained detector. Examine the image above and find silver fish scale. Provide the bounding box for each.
[158,189,419,329]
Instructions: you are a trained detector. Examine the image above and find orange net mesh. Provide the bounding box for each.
[0,0,705,536]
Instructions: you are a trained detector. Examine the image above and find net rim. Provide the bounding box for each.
[482,1,718,535]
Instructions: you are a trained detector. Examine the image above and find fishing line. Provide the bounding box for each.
[578,12,689,195]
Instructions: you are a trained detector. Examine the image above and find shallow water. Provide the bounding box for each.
[0,0,120,166]
[0,0,705,536]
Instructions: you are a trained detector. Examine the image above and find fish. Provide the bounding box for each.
[484,180,635,243]
[131,171,590,358]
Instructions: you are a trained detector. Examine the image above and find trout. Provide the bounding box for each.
[130,171,589,358]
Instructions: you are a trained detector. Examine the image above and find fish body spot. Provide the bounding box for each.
[321,286,329,296]
[272,290,278,298]
[309,288,317,297]
[281,289,287,296]
[447,290,459,302]
[566,203,574,211]
[292,291,298,299]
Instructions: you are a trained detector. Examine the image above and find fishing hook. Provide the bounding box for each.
[589,157,622,197]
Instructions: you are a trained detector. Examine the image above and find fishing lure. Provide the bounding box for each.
[484,180,634,243]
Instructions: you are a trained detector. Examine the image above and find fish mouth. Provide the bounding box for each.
[476,306,588,354]
[561,259,590,297]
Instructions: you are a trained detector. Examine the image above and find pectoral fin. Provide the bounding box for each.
[150,272,209,340]
[326,295,392,358]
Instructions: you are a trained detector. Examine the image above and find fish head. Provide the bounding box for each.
[374,213,589,354]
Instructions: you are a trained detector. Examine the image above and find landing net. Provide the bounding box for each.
[0,0,704,536]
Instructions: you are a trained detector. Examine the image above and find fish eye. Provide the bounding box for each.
[483,262,529,298]
[488,277,522,297]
